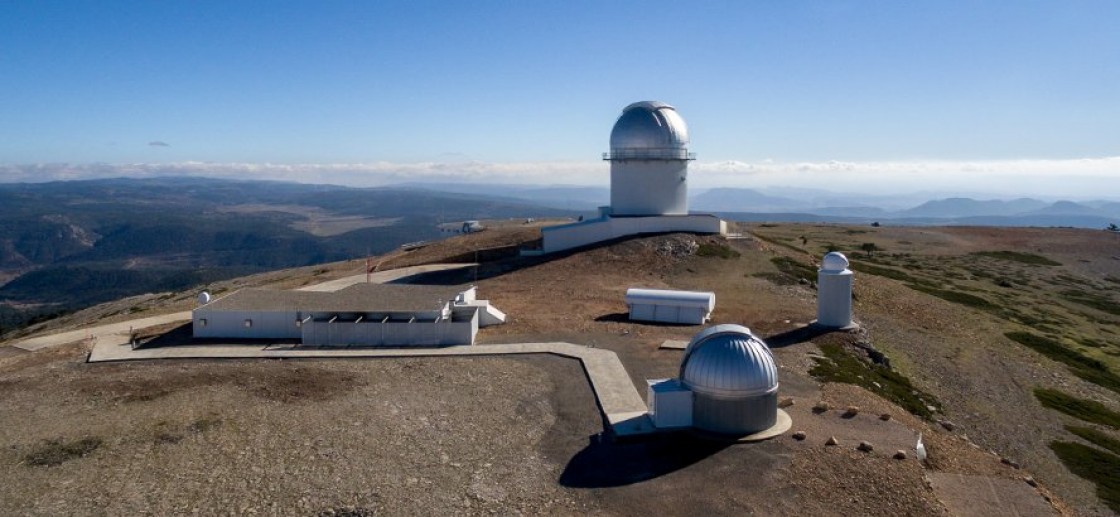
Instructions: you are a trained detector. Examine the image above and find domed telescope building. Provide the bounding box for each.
[608,101,692,216]
[539,101,727,253]
[646,324,792,439]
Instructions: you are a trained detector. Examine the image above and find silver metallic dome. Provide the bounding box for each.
[608,101,690,157]
[680,324,778,398]
[821,252,850,273]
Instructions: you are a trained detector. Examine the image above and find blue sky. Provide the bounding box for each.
[1,1,1117,196]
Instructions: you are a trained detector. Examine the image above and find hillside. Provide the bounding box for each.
[2,223,1119,514]
[0,177,572,336]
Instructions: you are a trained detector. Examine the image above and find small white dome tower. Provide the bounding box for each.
[817,252,854,328]
[605,101,694,216]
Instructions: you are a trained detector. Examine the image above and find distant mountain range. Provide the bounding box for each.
[403,184,1120,227]
[2,176,1117,336]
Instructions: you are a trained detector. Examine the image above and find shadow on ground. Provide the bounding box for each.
[559,433,730,488]
[762,324,835,349]
[388,232,710,287]
[593,312,695,327]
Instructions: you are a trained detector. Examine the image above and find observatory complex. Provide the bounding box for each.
[540,101,727,253]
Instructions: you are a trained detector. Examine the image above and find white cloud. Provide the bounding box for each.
[1,157,1117,198]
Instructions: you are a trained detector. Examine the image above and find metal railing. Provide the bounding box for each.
[602,149,696,161]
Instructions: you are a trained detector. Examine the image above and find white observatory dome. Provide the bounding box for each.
[821,252,850,272]
[680,324,778,397]
[609,101,690,158]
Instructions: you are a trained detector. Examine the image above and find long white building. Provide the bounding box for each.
[192,283,505,347]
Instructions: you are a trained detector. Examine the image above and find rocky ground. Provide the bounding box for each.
[3,224,1115,515]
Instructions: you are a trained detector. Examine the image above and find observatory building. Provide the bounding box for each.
[192,283,506,347]
[647,324,791,438]
[539,101,727,253]
[625,287,715,325]
[816,252,856,328]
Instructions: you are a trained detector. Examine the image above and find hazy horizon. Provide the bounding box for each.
[2,2,1116,199]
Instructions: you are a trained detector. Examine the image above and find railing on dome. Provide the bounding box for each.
[602,149,697,161]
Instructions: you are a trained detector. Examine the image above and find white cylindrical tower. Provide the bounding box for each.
[605,101,694,216]
[817,252,854,328]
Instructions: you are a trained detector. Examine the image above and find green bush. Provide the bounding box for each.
[1035,388,1120,428]
[969,250,1061,266]
[1008,332,1120,395]
[696,243,740,259]
[810,343,940,420]
[1066,425,1120,455]
[1049,441,1120,513]
[23,437,102,467]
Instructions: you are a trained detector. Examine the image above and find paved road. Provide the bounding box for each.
[297,263,476,292]
[87,339,655,437]
[4,263,478,353]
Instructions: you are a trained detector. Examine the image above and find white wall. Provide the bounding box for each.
[540,214,725,254]
[628,303,709,325]
[817,270,854,327]
[611,160,689,216]
[301,309,479,347]
[647,378,693,429]
[193,309,301,339]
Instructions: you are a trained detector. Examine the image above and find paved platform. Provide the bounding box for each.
[88,339,656,437]
[659,339,689,350]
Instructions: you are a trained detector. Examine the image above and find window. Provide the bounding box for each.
[198,318,207,327]
[244,319,252,328]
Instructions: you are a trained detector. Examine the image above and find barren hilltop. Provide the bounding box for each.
[2,222,1119,515]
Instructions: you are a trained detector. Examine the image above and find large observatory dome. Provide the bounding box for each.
[680,324,780,436]
[609,101,690,159]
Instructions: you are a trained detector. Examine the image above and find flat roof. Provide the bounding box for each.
[201,283,468,313]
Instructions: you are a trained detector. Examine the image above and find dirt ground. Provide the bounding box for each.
[2,224,1115,514]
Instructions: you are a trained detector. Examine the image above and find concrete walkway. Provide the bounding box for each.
[5,263,479,353]
[297,263,477,292]
[9,312,192,352]
[87,339,655,437]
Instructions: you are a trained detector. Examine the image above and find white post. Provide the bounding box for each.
[817,252,854,328]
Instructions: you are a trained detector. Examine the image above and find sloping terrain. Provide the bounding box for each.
[0,178,570,336]
[2,223,1118,514]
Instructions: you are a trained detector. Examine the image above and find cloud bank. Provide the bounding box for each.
[0,157,1117,199]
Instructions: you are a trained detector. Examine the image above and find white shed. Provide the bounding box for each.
[625,288,715,325]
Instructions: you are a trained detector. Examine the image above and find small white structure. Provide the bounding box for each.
[646,378,693,429]
[625,288,715,325]
[193,284,505,347]
[539,101,727,254]
[816,252,854,328]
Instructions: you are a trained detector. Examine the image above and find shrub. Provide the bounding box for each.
[1049,441,1120,513]
[1034,388,1120,428]
[23,437,102,467]
[969,250,1061,266]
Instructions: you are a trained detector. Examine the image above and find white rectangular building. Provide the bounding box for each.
[193,283,503,347]
[625,288,715,325]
